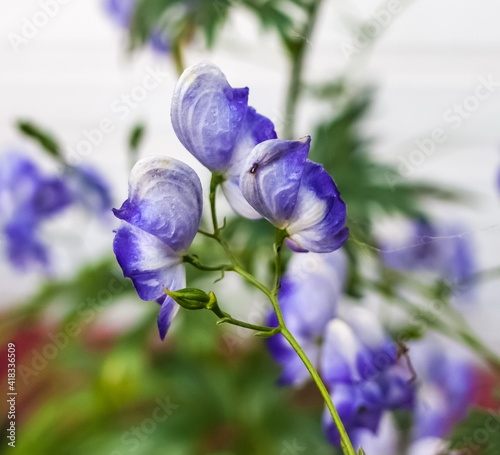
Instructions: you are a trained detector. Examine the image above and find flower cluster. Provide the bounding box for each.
[266,251,415,447]
[0,151,111,271]
[103,0,170,53]
[113,61,348,338]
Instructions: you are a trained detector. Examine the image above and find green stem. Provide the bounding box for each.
[232,265,273,298]
[209,173,224,235]
[171,39,185,77]
[269,232,356,455]
[283,0,323,139]
[273,229,287,294]
[280,326,357,455]
[183,254,233,272]
[216,313,278,335]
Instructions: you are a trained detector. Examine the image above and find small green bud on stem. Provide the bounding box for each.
[165,288,225,318]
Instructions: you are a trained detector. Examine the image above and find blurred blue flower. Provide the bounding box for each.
[104,0,136,27]
[5,220,48,270]
[149,28,170,54]
[0,152,113,271]
[171,61,276,218]
[240,137,348,252]
[0,152,73,270]
[64,165,112,215]
[104,0,170,53]
[410,338,476,442]
[112,156,203,339]
[384,219,476,299]
[322,309,414,446]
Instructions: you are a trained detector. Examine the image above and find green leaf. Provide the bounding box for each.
[128,123,146,151]
[16,120,62,160]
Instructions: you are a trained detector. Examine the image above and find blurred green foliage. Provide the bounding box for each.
[449,408,500,455]
[16,120,63,161]
[129,0,302,51]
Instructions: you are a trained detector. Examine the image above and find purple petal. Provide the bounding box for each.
[227,107,277,176]
[4,218,48,270]
[323,384,357,445]
[221,107,276,218]
[171,61,249,171]
[0,152,42,220]
[413,387,450,439]
[104,0,136,27]
[353,413,398,455]
[354,382,384,432]
[278,251,345,337]
[149,28,170,54]
[221,177,261,219]
[321,319,362,384]
[324,383,383,446]
[342,307,397,380]
[240,137,310,227]
[113,221,185,302]
[286,161,348,253]
[113,156,202,252]
[31,177,73,217]
[157,296,180,340]
[377,365,415,409]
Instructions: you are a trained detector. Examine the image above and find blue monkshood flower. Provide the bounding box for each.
[171,61,277,218]
[323,363,415,446]
[409,338,476,442]
[383,220,475,299]
[240,137,349,252]
[267,250,347,385]
[321,308,414,445]
[0,152,73,270]
[104,0,170,54]
[0,153,70,220]
[323,381,385,446]
[112,156,203,339]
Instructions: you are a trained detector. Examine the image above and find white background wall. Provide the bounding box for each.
[1,0,500,342]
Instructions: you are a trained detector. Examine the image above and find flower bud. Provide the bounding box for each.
[164,288,217,311]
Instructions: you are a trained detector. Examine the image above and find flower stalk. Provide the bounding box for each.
[198,178,357,455]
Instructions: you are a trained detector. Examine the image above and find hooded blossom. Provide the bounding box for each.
[112,156,202,339]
